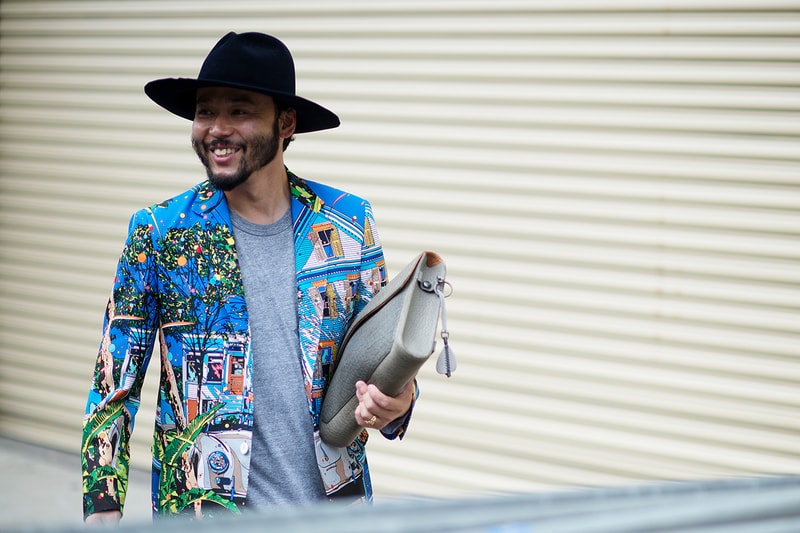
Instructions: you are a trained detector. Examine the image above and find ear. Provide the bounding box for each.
[279,108,297,138]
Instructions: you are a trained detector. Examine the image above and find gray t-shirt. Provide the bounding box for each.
[230,208,325,507]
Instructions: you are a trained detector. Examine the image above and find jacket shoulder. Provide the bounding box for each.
[150,181,215,215]
[302,178,371,217]
[130,181,217,229]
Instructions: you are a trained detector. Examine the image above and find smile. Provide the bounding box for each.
[213,147,238,156]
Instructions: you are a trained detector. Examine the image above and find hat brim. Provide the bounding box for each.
[144,77,340,134]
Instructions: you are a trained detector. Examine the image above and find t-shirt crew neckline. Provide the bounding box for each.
[229,207,292,236]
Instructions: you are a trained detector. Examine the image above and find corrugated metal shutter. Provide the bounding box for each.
[1,0,798,502]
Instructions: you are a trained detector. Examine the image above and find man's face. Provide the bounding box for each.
[191,87,282,191]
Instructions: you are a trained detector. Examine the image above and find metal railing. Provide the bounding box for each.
[18,474,800,533]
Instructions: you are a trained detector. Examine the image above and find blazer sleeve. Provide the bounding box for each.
[80,211,159,519]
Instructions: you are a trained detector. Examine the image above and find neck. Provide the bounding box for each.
[224,161,291,225]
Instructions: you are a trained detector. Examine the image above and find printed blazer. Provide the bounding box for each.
[81,170,403,519]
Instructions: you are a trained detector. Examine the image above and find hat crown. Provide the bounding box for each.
[198,32,296,96]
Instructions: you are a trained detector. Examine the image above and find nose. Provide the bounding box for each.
[209,115,233,137]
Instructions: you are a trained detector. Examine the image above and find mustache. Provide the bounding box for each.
[207,139,246,150]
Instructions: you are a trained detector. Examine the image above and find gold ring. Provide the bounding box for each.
[365,415,377,426]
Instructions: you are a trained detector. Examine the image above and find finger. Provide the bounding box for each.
[357,384,376,414]
[355,380,368,401]
[355,404,378,427]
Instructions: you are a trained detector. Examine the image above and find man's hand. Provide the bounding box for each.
[355,378,415,430]
[85,510,122,527]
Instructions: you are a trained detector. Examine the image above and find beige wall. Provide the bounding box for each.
[1,0,798,504]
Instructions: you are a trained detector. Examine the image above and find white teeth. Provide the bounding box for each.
[213,147,236,156]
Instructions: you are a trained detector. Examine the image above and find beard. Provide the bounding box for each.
[192,117,281,191]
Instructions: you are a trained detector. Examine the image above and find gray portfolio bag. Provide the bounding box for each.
[319,251,455,447]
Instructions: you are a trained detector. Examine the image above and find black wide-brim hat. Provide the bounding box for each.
[144,32,340,133]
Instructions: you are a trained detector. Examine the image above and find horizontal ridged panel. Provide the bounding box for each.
[1,0,798,503]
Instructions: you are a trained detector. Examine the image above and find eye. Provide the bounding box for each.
[195,107,213,118]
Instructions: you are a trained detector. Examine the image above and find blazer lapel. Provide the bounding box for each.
[289,172,335,411]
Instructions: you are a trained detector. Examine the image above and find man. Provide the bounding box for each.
[81,32,416,524]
